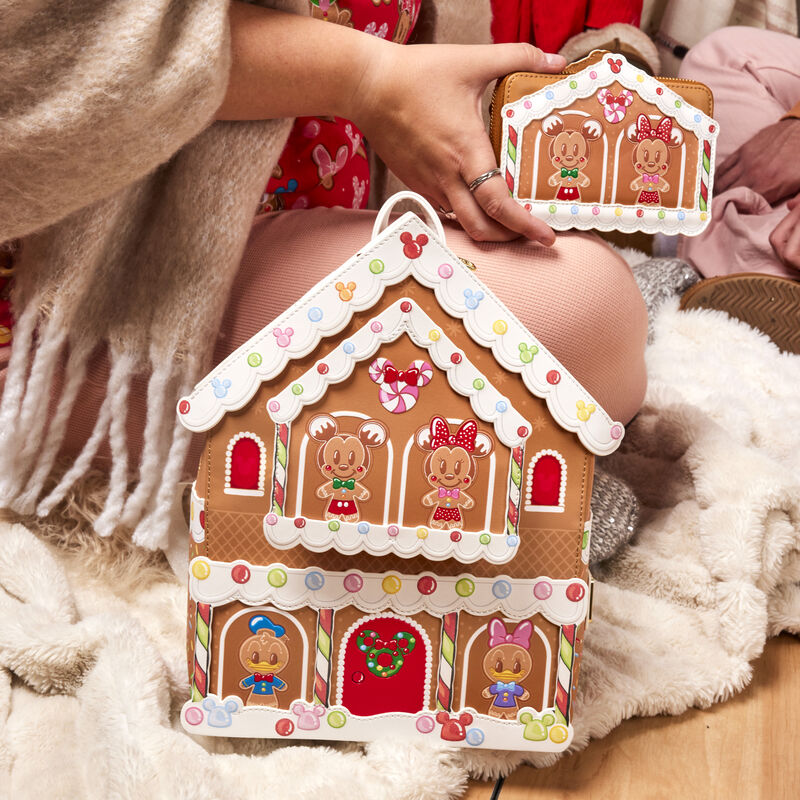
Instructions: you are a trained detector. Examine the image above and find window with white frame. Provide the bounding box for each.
[224,432,267,496]
[524,449,566,513]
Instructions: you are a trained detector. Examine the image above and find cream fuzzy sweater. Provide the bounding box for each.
[0,0,492,549]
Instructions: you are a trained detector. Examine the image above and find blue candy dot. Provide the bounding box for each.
[677,211,686,220]
[304,571,325,591]
[466,728,485,747]
[694,113,701,123]
[570,205,579,215]
[357,522,369,534]
[495,400,508,413]
[546,91,554,100]
[492,580,512,599]
[308,307,323,322]
[507,535,519,547]
[343,341,355,354]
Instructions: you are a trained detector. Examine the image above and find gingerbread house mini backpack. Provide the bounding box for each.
[176,192,625,751]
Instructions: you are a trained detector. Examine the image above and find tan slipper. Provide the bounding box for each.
[679,273,800,354]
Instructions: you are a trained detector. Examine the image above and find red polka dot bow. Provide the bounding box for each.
[429,417,478,452]
[636,113,672,143]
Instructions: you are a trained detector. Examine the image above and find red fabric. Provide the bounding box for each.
[490,0,641,53]
[530,454,562,507]
[340,616,428,716]
[229,437,261,491]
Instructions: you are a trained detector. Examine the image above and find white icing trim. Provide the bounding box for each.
[177,200,625,456]
[188,558,590,625]
[524,449,567,513]
[224,432,267,496]
[190,483,205,543]
[181,697,574,752]
[266,299,531,449]
[263,515,518,564]
[499,51,719,236]
[334,613,432,710]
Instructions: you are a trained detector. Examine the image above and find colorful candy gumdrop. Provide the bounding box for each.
[435,711,473,742]
[519,710,555,741]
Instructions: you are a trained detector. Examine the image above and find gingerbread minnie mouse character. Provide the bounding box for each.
[627,114,684,205]
[542,113,603,202]
[415,416,493,530]
[481,618,533,719]
[309,413,388,522]
[238,615,291,707]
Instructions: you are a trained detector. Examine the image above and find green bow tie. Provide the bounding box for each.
[561,167,579,178]
[333,478,355,490]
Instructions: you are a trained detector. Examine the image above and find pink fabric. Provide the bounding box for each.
[0,209,647,478]
[679,27,800,279]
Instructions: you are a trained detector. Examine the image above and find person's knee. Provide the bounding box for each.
[681,26,755,77]
[548,235,648,424]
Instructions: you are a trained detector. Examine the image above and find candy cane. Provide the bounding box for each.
[436,612,458,711]
[313,608,334,706]
[506,446,523,537]
[191,601,212,702]
[699,140,711,212]
[271,423,289,516]
[554,623,575,724]
[506,126,518,193]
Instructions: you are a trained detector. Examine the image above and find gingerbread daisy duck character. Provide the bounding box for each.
[542,113,603,202]
[309,413,388,522]
[627,114,683,205]
[481,618,533,719]
[415,416,493,530]
[238,615,291,707]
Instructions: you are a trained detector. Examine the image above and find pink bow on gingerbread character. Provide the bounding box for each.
[487,619,532,649]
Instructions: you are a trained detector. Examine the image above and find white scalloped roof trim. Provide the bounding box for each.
[177,202,624,455]
[189,558,589,625]
[263,515,518,565]
[499,51,720,236]
[267,298,530,448]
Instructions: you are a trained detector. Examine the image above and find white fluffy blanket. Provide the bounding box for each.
[1,302,799,799]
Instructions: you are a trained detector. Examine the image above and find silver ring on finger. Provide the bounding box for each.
[467,168,502,193]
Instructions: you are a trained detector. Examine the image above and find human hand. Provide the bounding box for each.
[715,118,800,204]
[769,193,800,271]
[351,43,565,244]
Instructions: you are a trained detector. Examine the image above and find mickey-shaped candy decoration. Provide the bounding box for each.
[415,416,493,530]
[238,615,290,707]
[309,414,388,522]
[368,357,433,414]
[481,618,533,720]
[435,711,474,742]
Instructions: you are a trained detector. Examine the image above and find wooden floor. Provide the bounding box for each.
[463,634,798,799]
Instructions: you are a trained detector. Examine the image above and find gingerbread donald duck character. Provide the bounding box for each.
[542,113,603,202]
[481,618,533,719]
[627,114,684,205]
[309,414,388,522]
[238,615,291,707]
[415,416,493,530]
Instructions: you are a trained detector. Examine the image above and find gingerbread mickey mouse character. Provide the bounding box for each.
[415,416,493,530]
[238,614,290,707]
[542,113,603,202]
[481,618,533,720]
[309,414,388,522]
[627,114,684,205]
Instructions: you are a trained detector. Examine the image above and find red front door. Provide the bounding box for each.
[339,615,429,716]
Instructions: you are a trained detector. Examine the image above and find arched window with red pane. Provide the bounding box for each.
[224,432,266,496]
[524,450,566,512]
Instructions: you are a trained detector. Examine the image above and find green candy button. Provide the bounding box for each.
[247,353,262,367]
[369,259,385,274]
[327,710,347,728]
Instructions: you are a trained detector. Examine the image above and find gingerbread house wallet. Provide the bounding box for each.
[490,51,720,235]
[176,191,628,752]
